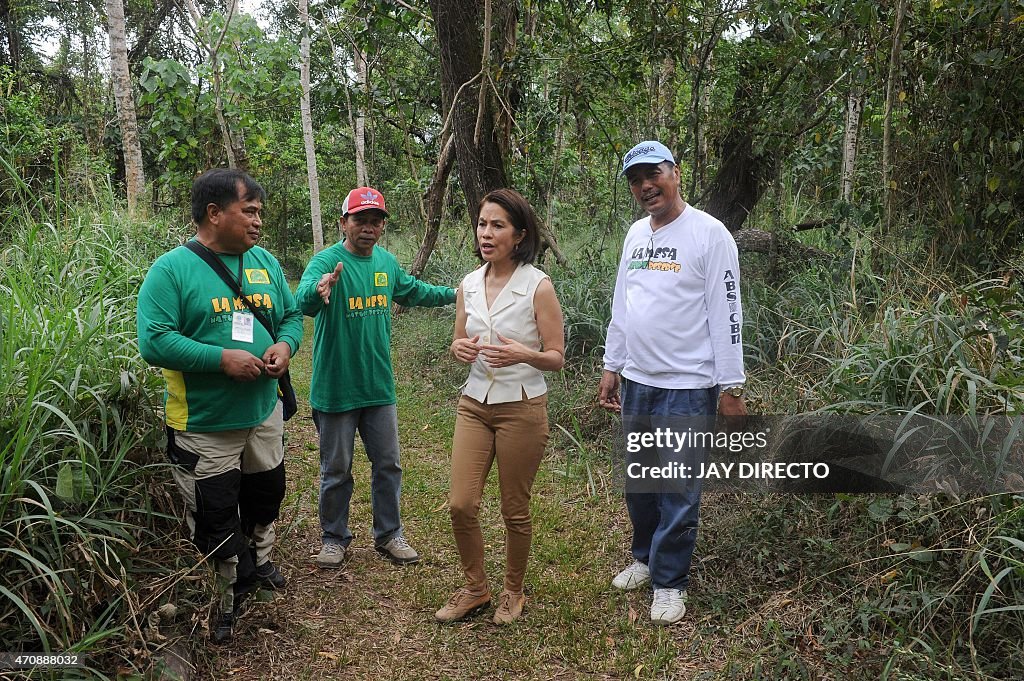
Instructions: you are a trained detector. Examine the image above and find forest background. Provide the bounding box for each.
[1,0,1023,678]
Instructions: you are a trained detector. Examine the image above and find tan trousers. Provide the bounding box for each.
[170,402,284,613]
[448,394,549,594]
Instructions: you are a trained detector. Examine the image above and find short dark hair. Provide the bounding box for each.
[475,188,542,265]
[191,168,266,225]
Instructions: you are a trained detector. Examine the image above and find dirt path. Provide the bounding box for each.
[197,311,813,680]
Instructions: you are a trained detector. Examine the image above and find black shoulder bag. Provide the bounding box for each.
[185,240,298,421]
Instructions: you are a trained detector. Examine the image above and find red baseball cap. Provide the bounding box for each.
[341,186,389,217]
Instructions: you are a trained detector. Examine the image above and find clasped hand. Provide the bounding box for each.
[451,333,531,367]
[451,335,482,364]
[261,341,291,378]
[221,342,291,381]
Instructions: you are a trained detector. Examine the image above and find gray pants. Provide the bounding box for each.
[313,404,404,548]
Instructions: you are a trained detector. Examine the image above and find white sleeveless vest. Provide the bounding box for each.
[461,263,549,404]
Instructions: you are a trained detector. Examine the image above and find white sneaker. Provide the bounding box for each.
[612,560,651,590]
[376,535,421,565]
[650,588,686,625]
[315,543,345,568]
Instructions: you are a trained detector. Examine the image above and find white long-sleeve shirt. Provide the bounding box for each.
[603,205,746,389]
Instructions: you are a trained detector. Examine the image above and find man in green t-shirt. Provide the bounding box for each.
[137,169,303,643]
[296,186,455,568]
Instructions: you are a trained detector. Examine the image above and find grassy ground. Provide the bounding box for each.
[195,310,727,680]
[4,207,1021,679]
[180,306,1020,681]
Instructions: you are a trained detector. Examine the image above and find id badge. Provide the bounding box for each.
[232,311,255,343]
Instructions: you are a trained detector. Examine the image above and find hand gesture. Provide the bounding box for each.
[480,333,534,368]
[262,342,292,378]
[220,349,266,382]
[451,334,481,364]
[598,369,621,413]
[317,262,344,305]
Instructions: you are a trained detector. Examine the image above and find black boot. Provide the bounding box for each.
[210,611,234,644]
[255,560,287,589]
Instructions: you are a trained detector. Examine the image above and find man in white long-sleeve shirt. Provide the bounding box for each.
[598,140,748,625]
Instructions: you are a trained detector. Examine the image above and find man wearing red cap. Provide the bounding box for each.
[297,187,456,568]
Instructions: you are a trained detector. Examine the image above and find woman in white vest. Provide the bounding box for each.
[435,189,565,625]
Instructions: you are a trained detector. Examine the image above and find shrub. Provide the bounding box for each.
[0,202,189,667]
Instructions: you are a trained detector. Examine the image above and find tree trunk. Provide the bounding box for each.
[323,26,366,189]
[353,42,368,187]
[546,93,567,230]
[882,0,910,229]
[659,56,676,146]
[841,87,863,204]
[734,228,827,260]
[492,0,519,160]
[409,133,456,277]
[224,0,249,170]
[687,11,719,198]
[700,129,775,233]
[127,0,174,67]
[428,0,508,229]
[689,39,716,198]
[473,0,492,148]
[212,68,238,168]
[530,96,571,268]
[105,0,146,213]
[536,220,569,267]
[1,0,21,75]
[697,31,784,232]
[299,0,324,252]
[182,0,245,169]
[280,177,289,262]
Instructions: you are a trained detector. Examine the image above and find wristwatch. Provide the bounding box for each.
[721,385,745,398]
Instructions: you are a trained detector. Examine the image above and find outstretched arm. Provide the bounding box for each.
[393,264,456,308]
[296,249,343,316]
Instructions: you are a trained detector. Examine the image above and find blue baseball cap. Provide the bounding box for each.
[621,140,675,175]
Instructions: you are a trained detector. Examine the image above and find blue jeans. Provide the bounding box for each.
[313,405,403,548]
[621,379,719,591]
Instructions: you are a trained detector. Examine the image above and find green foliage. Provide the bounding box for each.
[0,66,77,227]
[905,0,1024,262]
[138,56,209,191]
[138,13,302,200]
[550,257,615,359]
[825,279,1024,414]
[5,1,1024,675]
[0,199,189,667]
[744,255,1024,414]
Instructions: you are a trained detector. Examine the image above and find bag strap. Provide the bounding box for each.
[184,240,277,341]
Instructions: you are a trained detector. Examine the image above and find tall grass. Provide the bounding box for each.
[0,196,192,671]
[743,260,1024,414]
[739,252,1024,677]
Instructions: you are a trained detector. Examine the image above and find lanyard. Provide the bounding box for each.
[196,240,244,291]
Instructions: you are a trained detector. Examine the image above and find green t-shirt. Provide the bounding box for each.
[296,241,455,413]
[136,241,303,432]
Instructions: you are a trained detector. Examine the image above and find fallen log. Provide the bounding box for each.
[733,228,828,260]
[794,218,840,232]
